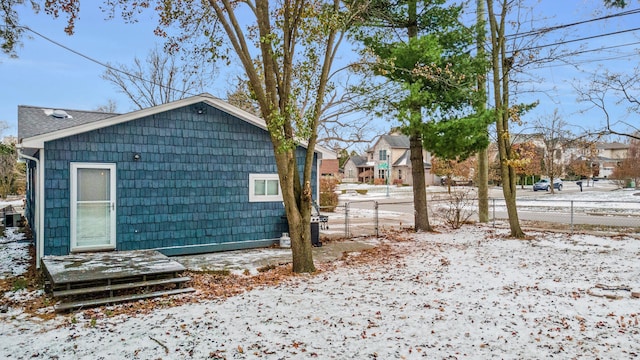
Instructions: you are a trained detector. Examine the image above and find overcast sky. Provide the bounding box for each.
[1,1,639,141]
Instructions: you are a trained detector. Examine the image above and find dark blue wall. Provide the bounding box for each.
[42,102,317,256]
[25,159,37,241]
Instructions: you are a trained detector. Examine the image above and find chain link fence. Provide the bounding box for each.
[319,195,640,239]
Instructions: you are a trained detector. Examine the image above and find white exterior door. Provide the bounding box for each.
[70,163,116,252]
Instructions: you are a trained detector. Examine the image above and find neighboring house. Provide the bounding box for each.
[594,142,629,178]
[488,135,630,180]
[370,133,434,186]
[320,159,341,180]
[342,155,373,183]
[17,94,334,267]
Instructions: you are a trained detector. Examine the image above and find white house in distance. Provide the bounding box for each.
[344,132,435,186]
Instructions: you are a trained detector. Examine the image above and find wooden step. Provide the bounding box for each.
[55,287,196,312]
[53,276,192,298]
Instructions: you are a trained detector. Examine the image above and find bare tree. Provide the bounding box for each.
[484,0,574,237]
[316,78,387,153]
[102,47,211,109]
[486,0,525,237]
[0,139,24,198]
[532,109,573,194]
[225,78,261,117]
[575,69,640,141]
[94,99,118,113]
[226,74,385,153]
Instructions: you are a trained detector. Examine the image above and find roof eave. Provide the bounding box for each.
[18,94,336,158]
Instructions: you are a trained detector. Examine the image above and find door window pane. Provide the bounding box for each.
[78,169,110,201]
[76,203,111,247]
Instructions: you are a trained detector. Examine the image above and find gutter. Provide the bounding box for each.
[17,149,44,269]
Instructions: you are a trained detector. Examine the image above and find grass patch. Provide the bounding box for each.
[192,269,231,277]
[12,277,28,291]
[257,264,277,273]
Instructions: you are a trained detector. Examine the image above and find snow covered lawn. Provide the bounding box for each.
[1,225,639,359]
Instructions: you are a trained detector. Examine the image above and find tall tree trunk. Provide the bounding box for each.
[486,0,524,238]
[406,0,431,232]
[275,150,316,273]
[476,0,489,223]
[410,130,432,231]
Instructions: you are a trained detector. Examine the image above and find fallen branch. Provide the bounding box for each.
[595,283,632,291]
[587,284,633,300]
[587,288,623,300]
[149,336,169,354]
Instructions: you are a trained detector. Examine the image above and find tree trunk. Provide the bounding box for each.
[283,197,315,273]
[477,148,489,222]
[277,153,316,273]
[487,0,524,238]
[405,0,431,232]
[410,130,432,232]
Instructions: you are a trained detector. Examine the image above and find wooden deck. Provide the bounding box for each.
[42,250,194,311]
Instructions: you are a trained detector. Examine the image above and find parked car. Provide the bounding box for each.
[533,178,563,191]
[440,176,473,186]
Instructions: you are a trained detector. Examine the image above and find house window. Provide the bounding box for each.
[398,169,402,180]
[379,150,387,161]
[348,169,354,178]
[378,169,386,179]
[249,174,282,202]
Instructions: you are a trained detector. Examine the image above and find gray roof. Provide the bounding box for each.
[16,94,336,160]
[382,134,410,149]
[393,150,411,166]
[349,155,369,167]
[18,105,119,140]
[597,142,628,150]
[393,149,431,168]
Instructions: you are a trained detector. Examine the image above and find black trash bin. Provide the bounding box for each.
[311,221,321,247]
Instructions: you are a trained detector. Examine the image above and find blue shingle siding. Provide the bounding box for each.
[42,102,317,256]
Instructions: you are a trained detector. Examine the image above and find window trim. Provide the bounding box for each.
[249,173,283,202]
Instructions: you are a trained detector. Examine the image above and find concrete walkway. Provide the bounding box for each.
[173,238,379,275]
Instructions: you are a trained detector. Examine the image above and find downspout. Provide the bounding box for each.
[17,149,44,269]
[316,154,321,203]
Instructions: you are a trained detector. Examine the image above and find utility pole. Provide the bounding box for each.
[476,0,490,223]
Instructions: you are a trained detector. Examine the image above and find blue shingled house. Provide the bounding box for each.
[17,94,334,267]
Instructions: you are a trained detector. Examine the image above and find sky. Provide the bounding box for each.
[2,184,640,358]
[1,1,639,142]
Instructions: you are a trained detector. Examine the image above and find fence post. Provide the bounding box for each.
[570,200,574,233]
[375,201,379,238]
[344,202,349,238]
[492,198,496,228]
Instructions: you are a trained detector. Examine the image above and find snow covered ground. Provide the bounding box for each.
[1,225,639,358]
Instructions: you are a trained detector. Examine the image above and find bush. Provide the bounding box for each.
[393,179,403,186]
[320,178,338,212]
[373,178,386,185]
[435,189,476,229]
